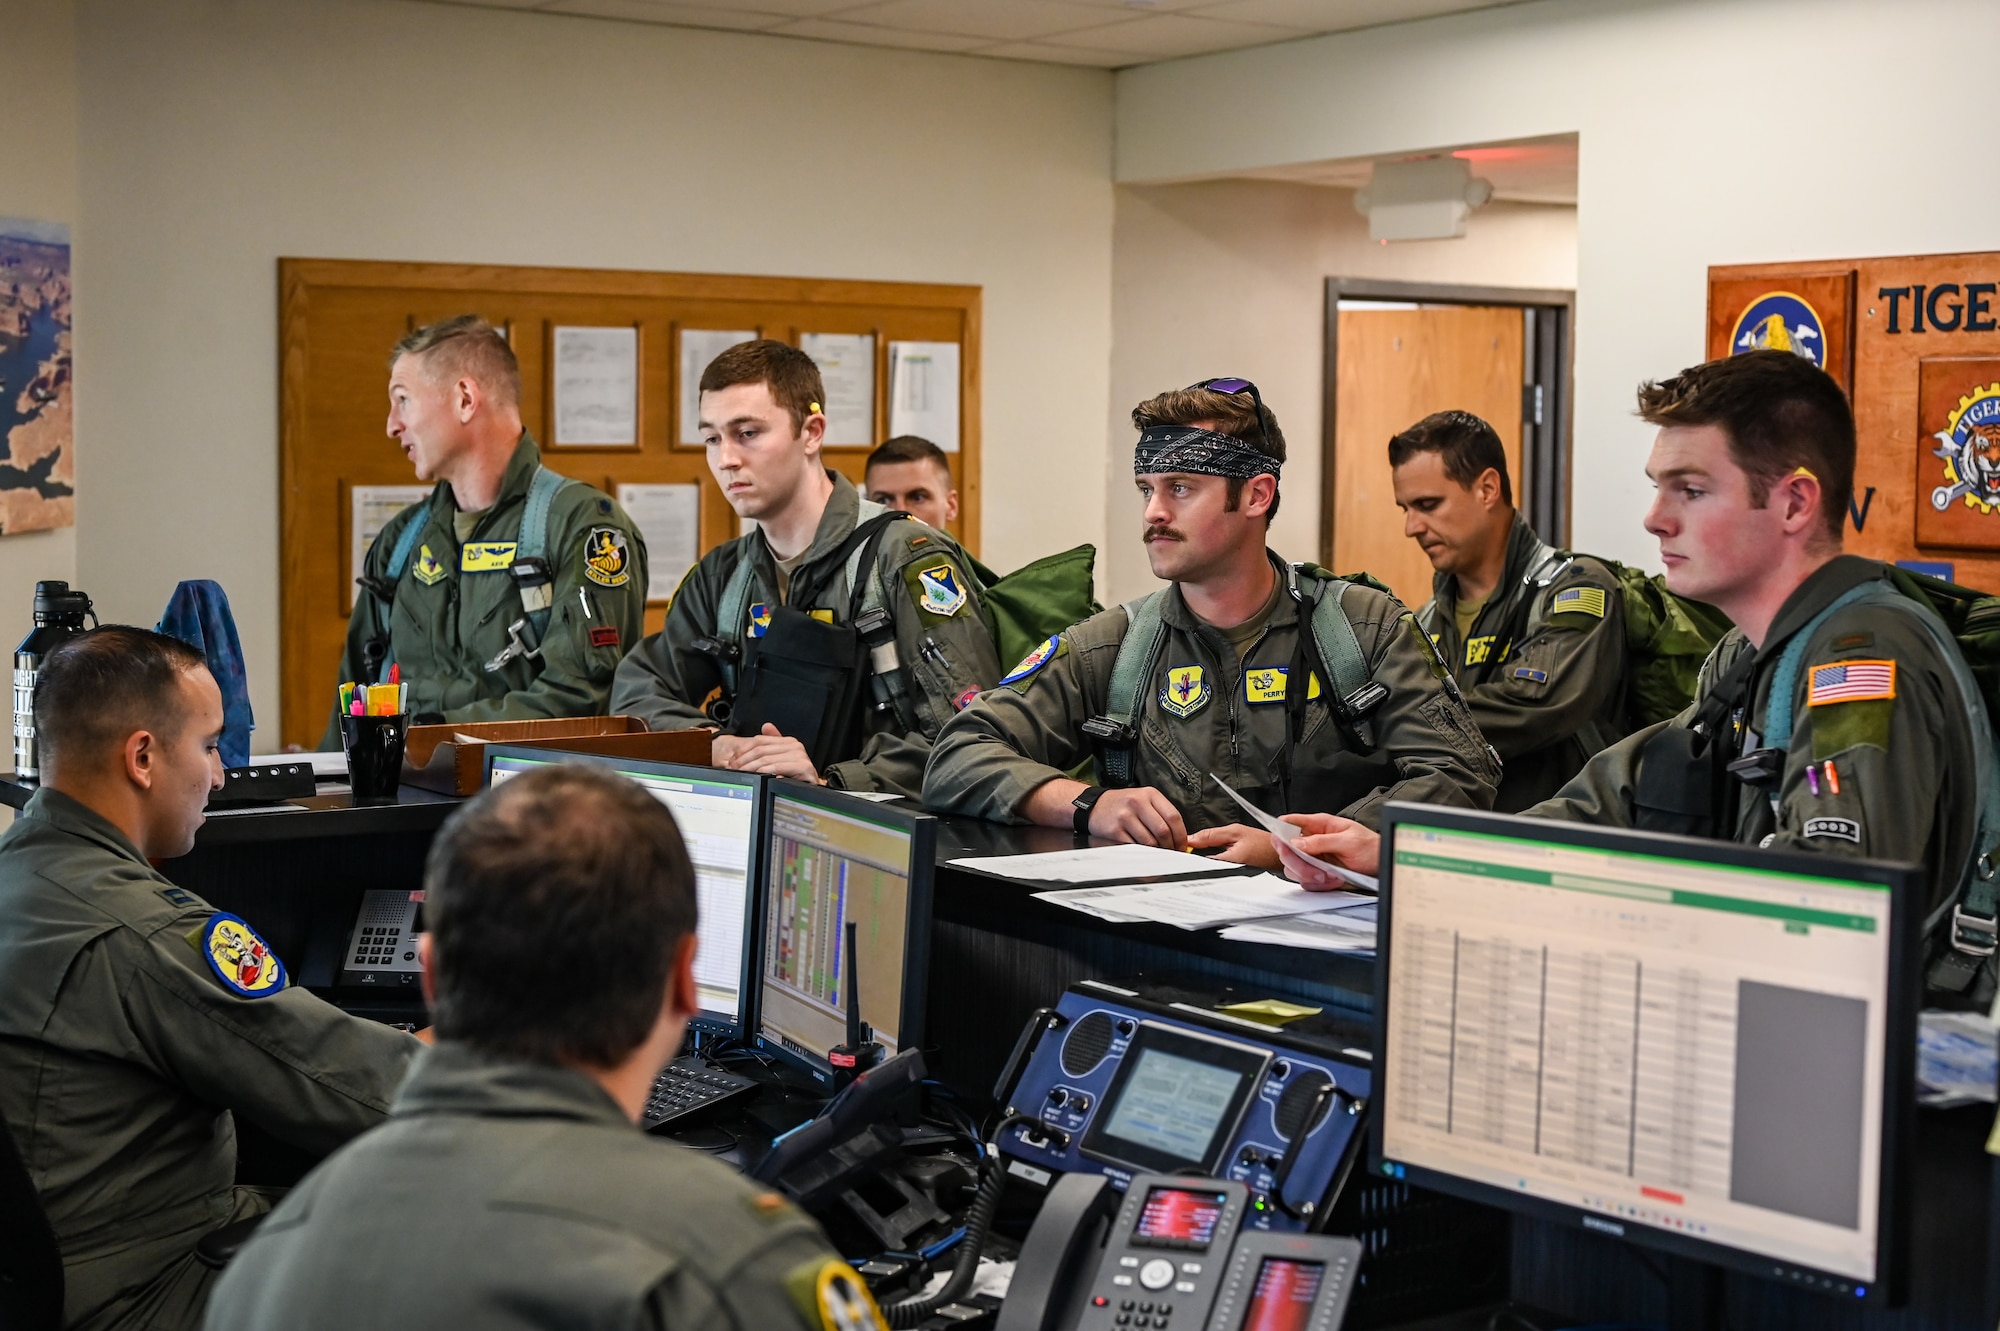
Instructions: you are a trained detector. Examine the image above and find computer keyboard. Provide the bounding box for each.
[641,1055,761,1132]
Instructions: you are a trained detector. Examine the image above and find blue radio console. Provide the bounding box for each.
[992,979,1374,1233]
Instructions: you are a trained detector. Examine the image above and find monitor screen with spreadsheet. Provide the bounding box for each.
[1373,804,1918,1300]
[482,746,763,1037]
[752,781,935,1080]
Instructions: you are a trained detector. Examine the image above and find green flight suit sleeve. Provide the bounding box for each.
[642,1230,867,1331]
[1332,595,1501,825]
[825,545,1003,797]
[1462,562,1626,761]
[611,560,730,733]
[88,906,417,1154]
[442,496,649,726]
[1524,718,1670,827]
[922,612,1119,821]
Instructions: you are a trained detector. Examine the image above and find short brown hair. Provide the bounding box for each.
[700,339,825,434]
[1637,350,1854,545]
[35,626,208,772]
[425,765,698,1068]
[1387,410,1513,506]
[392,315,520,410]
[867,435,951,477]
[1131,386,1287,521]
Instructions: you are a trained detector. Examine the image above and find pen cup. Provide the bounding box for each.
[340,713,408,804]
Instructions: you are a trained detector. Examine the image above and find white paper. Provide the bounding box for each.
[1220,903,1379,953]
[949,843,1235,884]
[616,482,700,601]
[887,340,960,452]
[552,326,638,446]
[680,329,757,444]
[800,332,875,447]
[1209,773,1379,893]
[1034,874,1357,931]
[350,485,433,593]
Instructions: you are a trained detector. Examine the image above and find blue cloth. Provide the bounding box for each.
[157,580,253,767]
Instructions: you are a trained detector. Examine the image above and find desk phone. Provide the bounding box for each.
[339,888,424,988]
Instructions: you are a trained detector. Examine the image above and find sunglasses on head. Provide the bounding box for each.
[1191,377,1270,449]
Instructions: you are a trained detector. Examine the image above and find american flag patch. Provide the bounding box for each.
[1550,586,1607,618]
[1807,659,1897,706]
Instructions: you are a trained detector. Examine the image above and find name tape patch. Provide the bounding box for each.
[1803,816,1862,843]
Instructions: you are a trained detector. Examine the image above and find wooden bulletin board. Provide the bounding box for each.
[1708,252,2000,593]
[278,258,982,748]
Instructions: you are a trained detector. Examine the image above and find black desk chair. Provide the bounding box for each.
[0,1116,63,1331]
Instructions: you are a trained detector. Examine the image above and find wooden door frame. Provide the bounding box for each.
[1321,277,1576,569]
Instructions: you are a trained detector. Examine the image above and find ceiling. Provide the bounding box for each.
[1234,134,1580,205]
[419,0,1532,68]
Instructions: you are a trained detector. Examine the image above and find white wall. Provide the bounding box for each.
[72,0,1113,738]
[1116,0,2000,571]
[0,0,78,705]
[1105,178,1576,602]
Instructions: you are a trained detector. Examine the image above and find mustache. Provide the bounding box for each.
[1144,525,1186,543]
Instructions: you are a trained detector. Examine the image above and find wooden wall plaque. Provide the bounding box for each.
[1709,253,2000,592]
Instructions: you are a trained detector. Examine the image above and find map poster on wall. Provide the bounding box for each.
[1914,355,2000,551]
[0,218,72,536]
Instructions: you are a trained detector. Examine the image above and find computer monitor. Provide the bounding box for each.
[752,781,935,1080]
[1373,803,1918,1303]
[482,745,764,1038]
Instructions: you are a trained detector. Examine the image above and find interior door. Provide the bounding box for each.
[1331,305,1526,608]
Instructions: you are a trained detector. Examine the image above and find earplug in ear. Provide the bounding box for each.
[810,402,823,415]
[1791,466,1818,481]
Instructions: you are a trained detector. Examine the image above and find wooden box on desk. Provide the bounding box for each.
[400,717,714,795]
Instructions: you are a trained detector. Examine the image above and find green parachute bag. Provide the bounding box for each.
[1609,562,1733,727]
[1883,565,2000,727]
[977,544,1104,670]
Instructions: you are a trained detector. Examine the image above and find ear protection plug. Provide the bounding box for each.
[810,402,823,414]
[1792,466,1819,481]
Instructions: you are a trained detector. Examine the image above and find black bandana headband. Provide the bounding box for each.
[1133,424,1281,480]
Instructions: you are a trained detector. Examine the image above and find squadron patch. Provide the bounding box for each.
[1550,586,1608,619]
[1803,816,1862,844]
[748,603,773,639]
[198,913,287,999]
[412,543,447,586]
[460,541,517,572]
[1000,635,1063,689]
[785,1258,888,1331]
[909,562,969,619]
[583,527,631,587]
[1161,664,1211,719]
[1807,659,1897,706]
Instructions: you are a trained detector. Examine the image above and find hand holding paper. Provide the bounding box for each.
[1209,774,1378,892]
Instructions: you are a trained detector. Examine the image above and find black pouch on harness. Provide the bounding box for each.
[729,606,869,770]
[1632,724,1720,837]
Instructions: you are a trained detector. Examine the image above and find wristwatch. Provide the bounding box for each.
[1072,785,1107,835]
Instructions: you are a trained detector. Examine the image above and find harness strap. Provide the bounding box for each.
[1100,592,1170,788]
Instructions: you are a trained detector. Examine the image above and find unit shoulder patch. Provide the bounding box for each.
[412,543,447,586]
[1549,585,1608,620]
[1160,664,1212,719]
[460,541,517,572]
[1807,658,1897,707]
[196,912,287,999]
[907,560,969,619]
[583,527,631,587]
[784,1258,888,1331]
[1001,635,1065,690]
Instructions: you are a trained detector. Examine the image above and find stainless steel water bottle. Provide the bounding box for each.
[13,581,95,782]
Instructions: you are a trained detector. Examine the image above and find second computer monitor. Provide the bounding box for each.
[482,745,764,1038]
[753,781,935,1079]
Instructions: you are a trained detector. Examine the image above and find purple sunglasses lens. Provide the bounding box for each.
[1204,378,1253,394]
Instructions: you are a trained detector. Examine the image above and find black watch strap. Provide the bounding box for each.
[1072,785,1107,835]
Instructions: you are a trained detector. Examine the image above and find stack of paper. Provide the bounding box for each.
[1219,903,1378,954]
[949,843,1236,884]
[1033,874,1369,931]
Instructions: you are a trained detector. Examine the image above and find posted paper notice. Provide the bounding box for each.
[888,341,960,452]
[552,326,638,446]
[616,482,700,601]
[680,330,757,444]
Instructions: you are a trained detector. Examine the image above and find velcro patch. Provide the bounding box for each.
[785,1258,887,1331]
[905,559,971,622]
[748,604,772,638]
[954,686,980,711]
[589,625,621,648]
[583,527,631,587]
[460,541,517,572]
[196,913,287,999]
[412,544,447,586]
[1160,664,1211,718]
[1513,666,1550,684]
[810,609,835,624]
[157,886,197,910]
[1464,635,1499,666]
[1803,816,1861,844]
[1001,635,1063,690]
[1807,659,1896,706]
[1243,667,1321,704]
[1810,697,1892,759]
[1550,586,1608,619]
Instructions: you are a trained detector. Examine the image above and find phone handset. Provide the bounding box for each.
[998,1173,1364,1331]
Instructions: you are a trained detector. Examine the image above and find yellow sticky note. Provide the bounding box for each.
[1218,999,1321,1027]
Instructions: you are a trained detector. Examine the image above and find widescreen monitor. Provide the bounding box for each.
[1373,803,1917,1302]
[752,781,935,1080]
[483,746,763,1037]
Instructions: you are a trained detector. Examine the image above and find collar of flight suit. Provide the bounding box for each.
[1430,511,1540,618]
[16,785,152,868]
[390,1039,634,1130]
[426,430,544,532]
[1155,549,1302,640]
[1753,554,1886,656]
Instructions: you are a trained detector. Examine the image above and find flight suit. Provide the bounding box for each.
[923,555,1499,830]
[0,788,418,1331]
[204,1042,882,1331]
[1419,516,1629,811]
[1532,556,1983,993]
[323,432,648,747]
[612,472,1001,797]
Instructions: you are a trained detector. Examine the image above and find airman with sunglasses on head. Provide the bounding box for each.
[923,379,1498,863]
